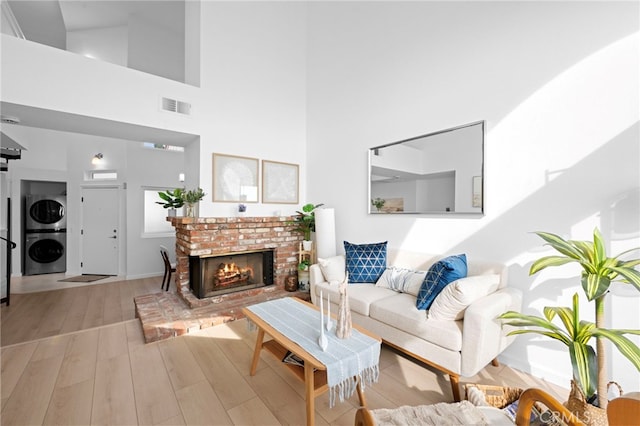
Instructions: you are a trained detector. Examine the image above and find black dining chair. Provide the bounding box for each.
[160,245,176,291]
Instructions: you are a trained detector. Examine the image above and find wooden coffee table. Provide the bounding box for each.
[242,297,381,426]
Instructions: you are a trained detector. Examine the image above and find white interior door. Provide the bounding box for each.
[82,187,119,275]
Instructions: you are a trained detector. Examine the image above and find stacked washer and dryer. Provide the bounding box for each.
[24,195,67,275]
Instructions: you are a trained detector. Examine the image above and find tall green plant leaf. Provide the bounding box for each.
[591,328,640,370]
[593,228,606,266]
[534,231,585,260]
[572,240,596,269]
[569,342,597,398]
[530,256,575,275]
[581,274,611,301]
[610,265,640,292]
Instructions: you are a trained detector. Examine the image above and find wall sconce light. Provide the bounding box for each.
[178,173,185,182]
[92,153,103,165]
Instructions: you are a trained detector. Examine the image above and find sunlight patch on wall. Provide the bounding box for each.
[489,32,638,216]
[400,33,639,255]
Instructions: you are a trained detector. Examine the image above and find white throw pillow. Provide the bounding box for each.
[375,267,426,295]
[317,255,346,284]
[427,274,500,320]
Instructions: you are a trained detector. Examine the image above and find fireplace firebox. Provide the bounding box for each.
[190,249,275,298]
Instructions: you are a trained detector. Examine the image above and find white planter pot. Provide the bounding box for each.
[298,270,310,292]
[167,208,176,217]
[302,240,313,251]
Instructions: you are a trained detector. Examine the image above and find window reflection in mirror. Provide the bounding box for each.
[369,121,484,215]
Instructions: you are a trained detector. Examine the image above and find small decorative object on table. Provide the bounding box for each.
[336,273,352,339]
[238,203,246,217]
[318,290,328,351]
[325,292,333,331]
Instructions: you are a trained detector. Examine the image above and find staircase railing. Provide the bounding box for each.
[1,198,15,306]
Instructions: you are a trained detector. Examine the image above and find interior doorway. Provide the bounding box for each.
[81,186,121,275]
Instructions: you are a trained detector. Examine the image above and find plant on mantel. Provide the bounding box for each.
[500,228,640,409]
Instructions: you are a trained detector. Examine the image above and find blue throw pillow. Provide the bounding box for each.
[416,254,468,310]
[344,241,387,283]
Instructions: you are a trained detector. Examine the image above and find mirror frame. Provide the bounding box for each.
[368,120,485,216]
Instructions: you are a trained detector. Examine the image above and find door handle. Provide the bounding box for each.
[109,236,117,239]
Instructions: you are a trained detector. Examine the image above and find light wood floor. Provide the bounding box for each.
[1,276,569,425]
[1,276,164,347]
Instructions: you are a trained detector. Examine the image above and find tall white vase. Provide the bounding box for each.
[336,273,352,339]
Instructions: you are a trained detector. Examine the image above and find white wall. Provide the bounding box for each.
[128,14,185,83]
[66,25,128,66]
[2,124,186,279]
[1,34,199,136]
[306,1,640,392]
[195,1,307,218]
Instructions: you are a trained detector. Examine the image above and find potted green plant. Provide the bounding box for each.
[156,188,185,217]
[183,187,206,217]
[371,197,385,212]
[501,228,640,410]
[290,203,323,250]
[499,294,638,408]
[298,259,311,291]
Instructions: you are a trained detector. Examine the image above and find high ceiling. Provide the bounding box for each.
[3,1,194,146]
[8,0,184,49]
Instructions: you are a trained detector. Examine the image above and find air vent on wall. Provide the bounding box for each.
[1,116,20,124]
[161,97,191,116]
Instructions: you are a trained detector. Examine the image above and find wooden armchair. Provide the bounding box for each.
[355,388,584,426]
[607,391,640,426]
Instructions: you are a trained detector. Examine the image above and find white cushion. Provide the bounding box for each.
[317,255,346,284]
[477,407,514,425]
[369,293,463,351]
[344,284,399,316]
[375,266,426,296]
[428,274,500,321]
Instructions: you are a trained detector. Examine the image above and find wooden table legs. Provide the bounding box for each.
[247,327,369,426]
[249,328,264,376]
[304,363,316,426]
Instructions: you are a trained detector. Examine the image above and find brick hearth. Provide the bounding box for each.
[134,215,307,343]
[134,287,310,343]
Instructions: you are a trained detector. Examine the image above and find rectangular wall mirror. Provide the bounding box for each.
[368,120,485,215]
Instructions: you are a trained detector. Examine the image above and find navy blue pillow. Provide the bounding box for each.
[344,241,387,283]
[416,254,468,310]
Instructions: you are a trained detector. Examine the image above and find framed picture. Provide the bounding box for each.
[212,153,259,202]
[262,160,299,204]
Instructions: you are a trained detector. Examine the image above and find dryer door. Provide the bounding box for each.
[27,199,66,230]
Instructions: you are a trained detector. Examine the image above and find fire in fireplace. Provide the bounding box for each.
[190,249,275,298]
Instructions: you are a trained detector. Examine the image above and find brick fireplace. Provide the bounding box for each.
[168,216,302,309]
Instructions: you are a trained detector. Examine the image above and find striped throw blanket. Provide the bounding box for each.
[247,297,380,407]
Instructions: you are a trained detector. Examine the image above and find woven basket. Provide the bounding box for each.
[564,380,622,426]
[464,384,524,409]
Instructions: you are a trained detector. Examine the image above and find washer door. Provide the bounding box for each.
[29,199,65,226]
[28,238,65,263]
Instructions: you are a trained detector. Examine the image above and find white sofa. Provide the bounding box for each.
[309,249,522,401]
